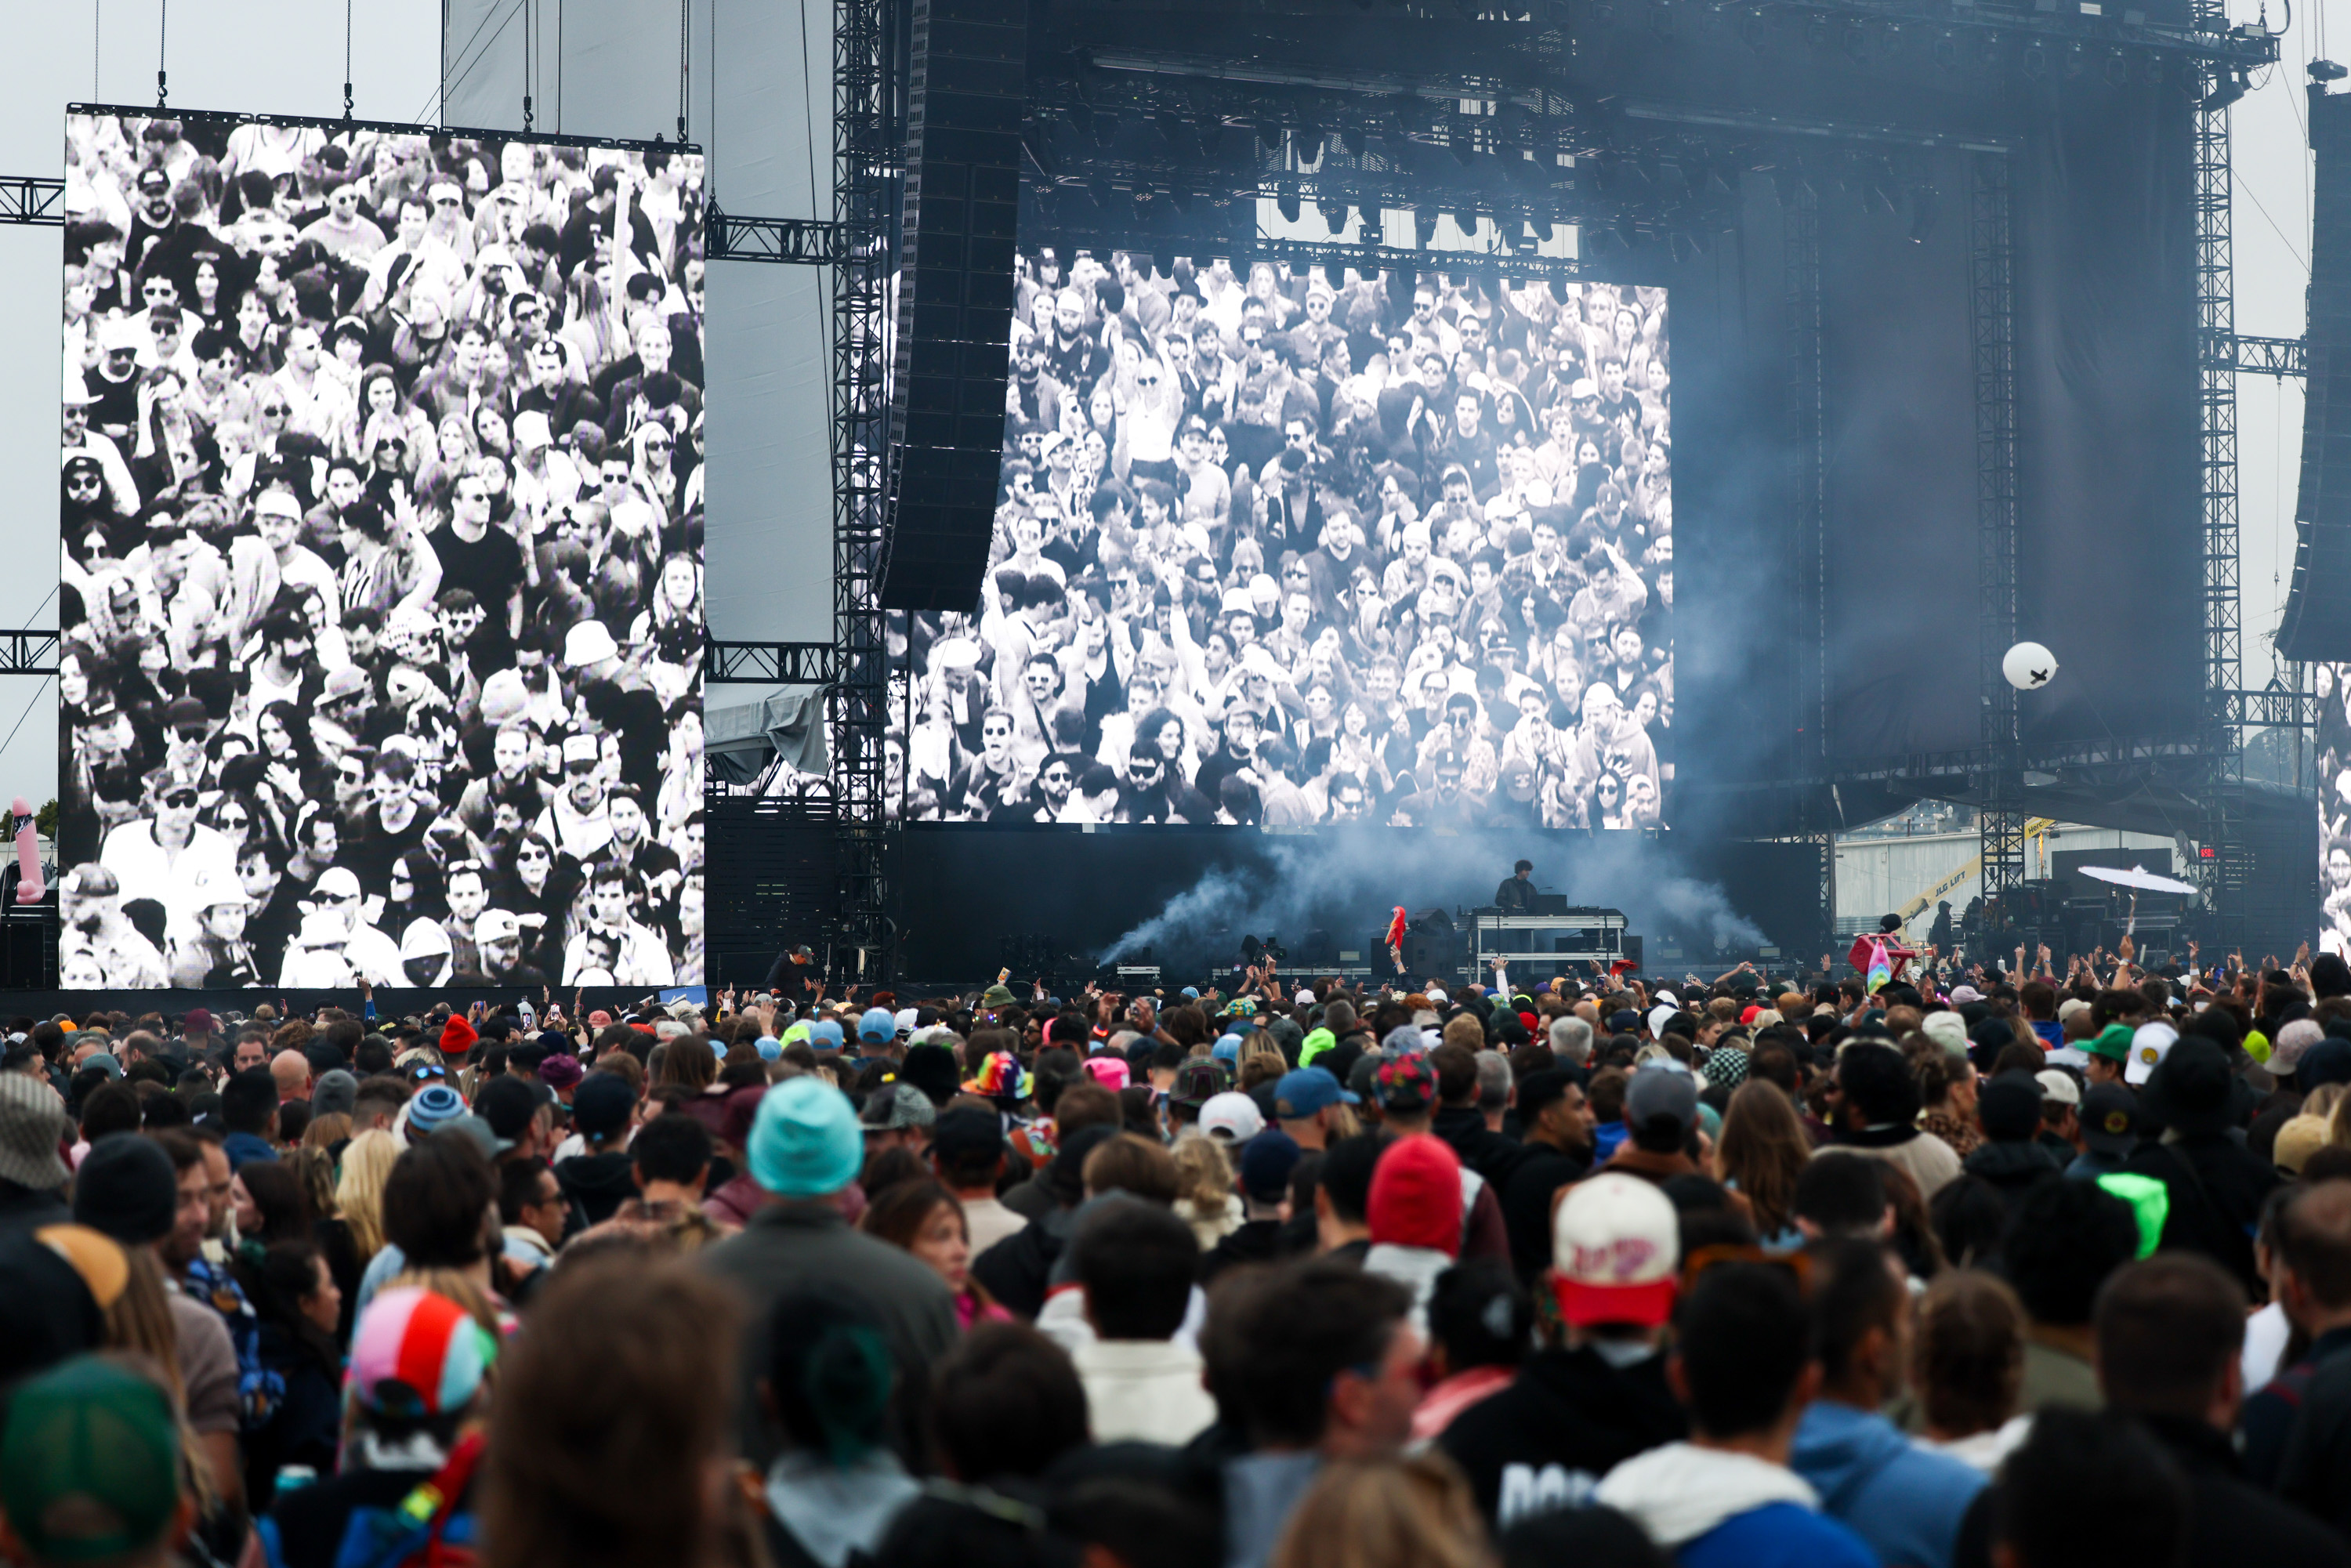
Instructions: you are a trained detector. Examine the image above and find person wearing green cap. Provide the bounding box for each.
[701,1077,958,1466]
[2083,1024,2132,1087]
[0,1356,190,1568]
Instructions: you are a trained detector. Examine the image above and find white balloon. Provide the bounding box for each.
[2002,642,2059,692]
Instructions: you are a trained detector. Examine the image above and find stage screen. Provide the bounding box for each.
[889,253,1672,831]
[2324,663,2351,954]
[59,108,705,988]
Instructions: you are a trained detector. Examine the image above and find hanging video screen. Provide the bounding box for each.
[888,252,1672,830]
[2323,663,2351,955]
[60,107,705,987]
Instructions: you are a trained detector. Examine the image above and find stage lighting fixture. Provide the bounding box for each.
[1842,22,1867,62]
[2143,52,2164,82]
[2203,66,2248,107]
[1741,8,1769,49]
[1298,121,1324,160]
[2064,42,2086,78]
[1277,184,1302,223]
[2020,40,2049,79]
[1932,31,1958,70]
[1259,116,1284,150]
[1320,197,1350,234]
[1908,183,1938,243]
[2102,49,2128,85]
[1650,0,1675,38]
[2315,57,2350,80]
[1339,122,1368,158]
[1805,12,1830,49]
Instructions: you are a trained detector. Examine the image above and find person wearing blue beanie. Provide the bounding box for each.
[703,1076,960,1465]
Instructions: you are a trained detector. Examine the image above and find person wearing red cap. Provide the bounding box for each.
[1365,1134,1464,1334]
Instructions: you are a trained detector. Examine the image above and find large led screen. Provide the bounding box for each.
[2324,663,2351,954]
[888,254,1672,830]
[60,109,705,987]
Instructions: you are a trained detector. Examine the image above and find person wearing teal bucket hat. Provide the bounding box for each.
[702,1077,960,1465]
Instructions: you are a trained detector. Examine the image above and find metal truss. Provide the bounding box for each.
[2193,63,2247,943]
[2226,683,2318,730]
[707,640,841,685]
[1972,150,2027,911]
[0,632,58,674]
[1786,182,1833,945]
[0,177,63,226]
[831,0,900,981]
[2208,332,2308,378]
[708,208,849,265]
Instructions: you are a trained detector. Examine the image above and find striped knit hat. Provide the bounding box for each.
[348,1287,495,1418]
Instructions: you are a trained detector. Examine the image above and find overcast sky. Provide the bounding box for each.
[0,0,2319,809]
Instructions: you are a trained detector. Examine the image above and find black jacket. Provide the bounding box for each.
[1433,1106,1539,1190]
[1499,1146,1588,1284]
[1494,877,1537,913]
[1198,1219,1287,1285]
[2119,1134,2280,1296]
[553,1150,639,1229]
[971,1204,1075,1319]
[0,1179,71,1235]
[2270,1329,2351,1537]
[1436,1345,1686,1528]
[1954,1411,2351,1568]
[1960,1139,2063,1215]
[2246,1326,2351,1488]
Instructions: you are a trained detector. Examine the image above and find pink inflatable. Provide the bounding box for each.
[13,798,42,903]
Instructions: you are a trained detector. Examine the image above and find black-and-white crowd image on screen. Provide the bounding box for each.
[888,252,1672,830]
[2321,663,2351,956]
[58,109,706,989]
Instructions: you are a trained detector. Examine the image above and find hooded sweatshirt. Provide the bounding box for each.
[1438,1343,1687,1526]
[1595,1442,1878,1568]
[1789,1400,1987,1568]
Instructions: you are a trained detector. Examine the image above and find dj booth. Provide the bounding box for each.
[1467,905,1635,980]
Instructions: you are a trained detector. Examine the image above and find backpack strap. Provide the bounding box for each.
[403,1432,487,1568]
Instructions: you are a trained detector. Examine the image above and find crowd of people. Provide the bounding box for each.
[5,937,2351,1568]
[2318,661,2351,955]
[889,253,1672,829]
[59,110,708,988]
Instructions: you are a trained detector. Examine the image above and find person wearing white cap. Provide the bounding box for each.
[534,732,616,859]
[98,766,237,947]
[166,864,262,988]
[2125,1020,2179,1087]
[237,485,345,654]
[1439,1172,1687,1526]
[62,363,141,518]
[57,862,168,988]
[278,865,404,987]
[85,313,148,439]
